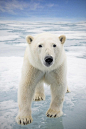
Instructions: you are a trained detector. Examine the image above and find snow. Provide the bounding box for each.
[0,21,86,129]
[0,35,19,41]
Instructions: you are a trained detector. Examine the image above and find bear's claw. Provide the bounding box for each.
[47,114,57,118]
[54,114,57,117]
[33,93,45,101]
[16,116,33,125]
[66,89,71,93]
[46,108,63,118]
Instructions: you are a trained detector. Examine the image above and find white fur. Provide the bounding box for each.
[16,33,68,125]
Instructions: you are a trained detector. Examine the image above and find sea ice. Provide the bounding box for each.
[0,21,86,129]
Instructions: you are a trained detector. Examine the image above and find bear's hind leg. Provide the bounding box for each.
[33,80,45,101]
[66,86,70,93]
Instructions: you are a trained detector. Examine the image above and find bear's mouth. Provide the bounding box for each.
[44,56,53,67]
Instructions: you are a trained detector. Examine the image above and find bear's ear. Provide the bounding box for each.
[26,35,34,44]
[59,35,66,44]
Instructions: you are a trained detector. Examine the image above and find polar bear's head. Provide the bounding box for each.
[26,33,66,71]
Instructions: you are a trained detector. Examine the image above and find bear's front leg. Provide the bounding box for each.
[46,83,67,118]
[16,61,44,125]
[46,63,67,118]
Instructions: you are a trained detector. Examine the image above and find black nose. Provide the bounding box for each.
[44,56,53,67]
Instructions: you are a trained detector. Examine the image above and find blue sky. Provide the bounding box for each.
[0,0,86,21]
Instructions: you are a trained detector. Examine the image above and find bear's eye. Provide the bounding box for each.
[53,44,56,47]
[38,45,42,48]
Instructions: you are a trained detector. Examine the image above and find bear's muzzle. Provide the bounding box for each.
[44,56,53,67]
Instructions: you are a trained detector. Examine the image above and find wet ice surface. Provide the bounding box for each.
[0,21,86,129]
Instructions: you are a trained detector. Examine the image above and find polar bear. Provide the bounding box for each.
[16,33,69,125]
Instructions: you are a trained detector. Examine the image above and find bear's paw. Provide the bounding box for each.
[46,108,63,118]
[33,93,45,101]
[66,89,71,93]
[16,115,33,125]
